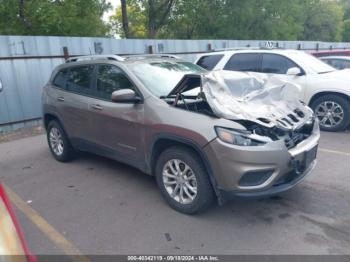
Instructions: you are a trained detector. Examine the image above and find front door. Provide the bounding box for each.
[88,64,145,168]
[223,53,307,101]
[260,53,307,100]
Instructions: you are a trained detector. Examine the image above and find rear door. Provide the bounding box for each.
[51,65,95,143]
[87,64,145,167]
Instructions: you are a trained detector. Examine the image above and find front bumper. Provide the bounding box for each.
[203,121,320,196]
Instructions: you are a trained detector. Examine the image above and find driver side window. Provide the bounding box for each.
[261,54,300,74]
[95,65,135,101]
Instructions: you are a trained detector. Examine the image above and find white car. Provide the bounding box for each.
[195,49,350,131]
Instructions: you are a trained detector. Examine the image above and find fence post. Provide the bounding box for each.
[63,47,69,60]
[207,43,212,51]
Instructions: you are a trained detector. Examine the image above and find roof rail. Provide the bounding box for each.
[65,55,125,63]
[123,54,181,60]
[212,46,259,52]
[211,46,285,52]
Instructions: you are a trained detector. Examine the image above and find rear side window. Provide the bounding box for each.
[328,59,350,70]
[52,69,69,89]
[96,65,135,101]
[66,66,94,96]
[196,54,224,70]
[224,53,261,72]
[261,54,299,74]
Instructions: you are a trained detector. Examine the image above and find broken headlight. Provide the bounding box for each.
[215,127,268,146]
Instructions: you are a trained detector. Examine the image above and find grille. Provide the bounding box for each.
[284,132,306,149]
[279,111,314,149]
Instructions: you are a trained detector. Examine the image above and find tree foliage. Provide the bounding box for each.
[1,0,350,41]
[111,0,176,38]
[343,20,350,41]
[303,0,344,41]
[113,0,350,42]
[110,0,147,38]
[0,0,111,36]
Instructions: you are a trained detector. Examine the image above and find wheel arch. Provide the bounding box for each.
[43,113,70,138]
[44,113,59,129]
[148,135,223,204]
[309,91,350,107]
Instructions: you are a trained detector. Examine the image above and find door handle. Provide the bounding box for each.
[91,104,103,111]
[57,97,65,102]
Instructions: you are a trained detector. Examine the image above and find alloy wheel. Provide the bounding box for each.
[162,159,197,204]
[49,127,64,156]
[315,101,344,128]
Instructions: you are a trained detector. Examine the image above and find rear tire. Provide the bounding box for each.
[311,94,350,132]
[155,146,215,214]
[47,120,75,162]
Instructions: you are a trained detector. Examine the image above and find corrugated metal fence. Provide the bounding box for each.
[1,35,350,132]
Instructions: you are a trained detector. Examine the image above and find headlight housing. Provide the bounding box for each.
[215,127,268,146]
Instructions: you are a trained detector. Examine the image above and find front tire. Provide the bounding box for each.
[311,94,350,132]
[155,146,215,214]
[47,120,75,162]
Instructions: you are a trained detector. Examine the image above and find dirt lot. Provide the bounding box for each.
[0,128,349,256]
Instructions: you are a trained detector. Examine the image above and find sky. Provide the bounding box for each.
[103,0,120,22]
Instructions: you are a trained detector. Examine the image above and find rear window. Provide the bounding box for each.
[325,59,350,70]
[196,54,224,70]
[66,66,94,96]
[53,69,69,89]
[224,53,261,72]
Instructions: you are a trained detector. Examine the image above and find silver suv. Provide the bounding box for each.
[42,55,320,214]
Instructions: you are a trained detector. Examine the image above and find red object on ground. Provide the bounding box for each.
[0,184,37,262]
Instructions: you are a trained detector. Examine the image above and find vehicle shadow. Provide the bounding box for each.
[72,150,316,221]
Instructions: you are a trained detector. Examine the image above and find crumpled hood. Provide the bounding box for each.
[201,71,314,130]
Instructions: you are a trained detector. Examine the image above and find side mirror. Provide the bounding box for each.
[111,89,141,103]
[0,79,3,93]
[286,67,302,76]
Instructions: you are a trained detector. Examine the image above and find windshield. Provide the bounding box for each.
[128,61,206,97]
[290,52,336,74]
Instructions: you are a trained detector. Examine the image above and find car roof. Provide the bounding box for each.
[55,55,186,70]
[320,56,350,60]
[198,49,305,57]
[311,49,350,54]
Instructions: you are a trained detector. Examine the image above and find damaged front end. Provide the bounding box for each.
[167,70,317,150]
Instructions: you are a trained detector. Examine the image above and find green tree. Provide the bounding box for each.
[110,0,147,38]
[111,0,176,39]
[159,0,226,39]
[342,19,350,41]
[113,0,348,42]
[303,0,344,41]
[0,0,111,37]
[159,0,308,40]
